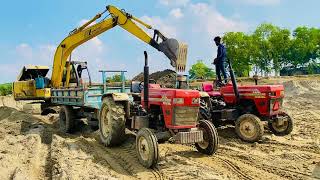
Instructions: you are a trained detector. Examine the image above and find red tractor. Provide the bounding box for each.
[100,52,219,168]
[199,60,293,142]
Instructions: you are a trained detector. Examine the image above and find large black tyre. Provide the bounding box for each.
[195,120,219,155]
[199,106,211,120]
[136,128,159,168]
[235,114,264,142]
[99,97,126,147]
[59,105,75,133]
[268,112,293,136]
[199,98,211,120]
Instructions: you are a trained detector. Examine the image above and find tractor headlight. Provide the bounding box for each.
[192,98,200,104]
[173,98,184,104]
[268,92,276,96]
[280,90,284,96]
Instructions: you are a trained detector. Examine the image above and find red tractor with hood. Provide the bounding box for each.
[121,52,219,168]
[199,59,293,142]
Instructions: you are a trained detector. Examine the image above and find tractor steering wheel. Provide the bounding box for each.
[138,79,157,92]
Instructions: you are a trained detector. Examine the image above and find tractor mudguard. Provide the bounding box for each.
[102,93,130,119]
[199,91,210,98]
[102,93,129,102]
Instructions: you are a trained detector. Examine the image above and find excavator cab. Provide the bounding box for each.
[62,61,92,87]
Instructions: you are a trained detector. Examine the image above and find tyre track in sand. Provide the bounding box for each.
[104,138,204,180]
[157,144,225,179]
[83,136,163,180]
[90,136,221,180]
[215,156,254,180]
[218,145,317,180]
[170,143,286,180]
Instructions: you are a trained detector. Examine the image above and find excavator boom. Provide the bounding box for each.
[51,5,183,88]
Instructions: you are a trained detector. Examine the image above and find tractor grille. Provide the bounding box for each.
[173,106,199,126]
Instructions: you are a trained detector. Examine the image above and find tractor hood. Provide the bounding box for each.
[221,84,284,94]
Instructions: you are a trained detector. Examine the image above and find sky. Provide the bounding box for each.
[0,0,319,83]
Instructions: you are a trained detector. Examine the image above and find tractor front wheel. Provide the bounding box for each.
[195,120,219,155]
[235,114,264,142]
[268,112,293,136]
[99,97,126,146]
[136,128,159,168]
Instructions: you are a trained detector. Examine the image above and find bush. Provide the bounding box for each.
[0,83,12,96]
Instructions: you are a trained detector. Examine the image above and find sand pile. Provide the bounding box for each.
[133,69,176,87]
[283,80,320,96]
[0,106,49,180]
[0,96,45,115]
[0,96,27,111]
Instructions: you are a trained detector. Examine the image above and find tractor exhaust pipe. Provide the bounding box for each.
[144,51,149,113]
[228,59,240,104]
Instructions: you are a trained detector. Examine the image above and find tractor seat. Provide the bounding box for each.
[207,91,221,97]
[202,82,214,92]
[202,83,221,97]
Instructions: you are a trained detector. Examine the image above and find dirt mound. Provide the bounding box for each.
[0,106,50,180]
[133,69,176,87]
[0,106,43,137]
[0,96,28,111]
[0,134,45,180]
[283,80,320,96]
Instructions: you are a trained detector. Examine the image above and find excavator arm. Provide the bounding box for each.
[51,5,181,88]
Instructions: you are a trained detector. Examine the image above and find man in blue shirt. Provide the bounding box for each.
[213,36,228,84]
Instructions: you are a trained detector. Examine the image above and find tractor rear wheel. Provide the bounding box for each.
[268,112,293,136]
[136,128,159,168]
[235,114,264,142]
[195,120,219,155]
[59,105,75,133]
[99,97,126,146]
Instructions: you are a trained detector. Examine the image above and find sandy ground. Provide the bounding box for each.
[0,77,319,180]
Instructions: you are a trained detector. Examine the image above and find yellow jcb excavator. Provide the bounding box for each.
[13,5,187,100]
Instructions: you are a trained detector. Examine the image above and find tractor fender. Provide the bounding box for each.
[199,91,210,98]
[102,92,129,102]
[101,93,130,118]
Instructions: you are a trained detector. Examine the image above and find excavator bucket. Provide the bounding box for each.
[176,43,188,72]
[159,39,188,72]
[159,38,179,67]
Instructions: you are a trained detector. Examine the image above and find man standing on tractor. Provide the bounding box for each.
[213,36,228,85]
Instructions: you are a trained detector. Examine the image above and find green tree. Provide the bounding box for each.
[287,26,320,67]
[221,23,320,76]
[251,23,276,76]
[106,74,122,82]
[268,27,291,75]
[189,60,215,79]
[248,23,291,76]
[307,61,320,74]
[223,32,252,77]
